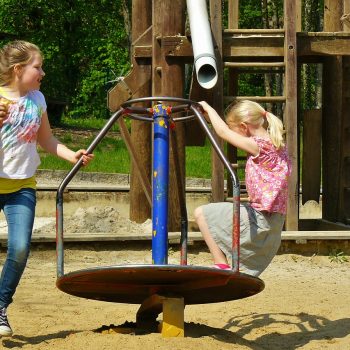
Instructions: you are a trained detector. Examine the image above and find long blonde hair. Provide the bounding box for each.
[0,40,42,86]
[225,100,286,149]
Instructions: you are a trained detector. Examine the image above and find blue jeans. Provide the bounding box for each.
[0,188,36,308]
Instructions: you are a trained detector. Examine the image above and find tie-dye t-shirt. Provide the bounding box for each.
[245,136,291,214]
[0,90,46,179]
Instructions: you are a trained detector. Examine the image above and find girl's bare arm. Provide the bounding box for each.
[37,112,93,165]
[198,101,259,156]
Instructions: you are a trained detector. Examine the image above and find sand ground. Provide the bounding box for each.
[1,244,349,350]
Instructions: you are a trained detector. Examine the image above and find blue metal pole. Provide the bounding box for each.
[152,105,170,265]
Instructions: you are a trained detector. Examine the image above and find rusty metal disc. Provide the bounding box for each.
[56,265,264,305]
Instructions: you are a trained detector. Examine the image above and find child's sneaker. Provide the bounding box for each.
[213,263,231,270]
[0,307,13,337]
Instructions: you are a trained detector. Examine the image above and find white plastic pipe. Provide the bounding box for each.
[186,0,218,89]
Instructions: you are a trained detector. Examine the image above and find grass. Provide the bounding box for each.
[39,134,131,173]
[40,116,246,179]
[328,249,349,264]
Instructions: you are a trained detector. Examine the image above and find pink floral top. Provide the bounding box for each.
[245,136,291,214]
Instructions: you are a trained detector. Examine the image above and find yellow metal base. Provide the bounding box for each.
[159,297,184,337]
[136,294,184,337]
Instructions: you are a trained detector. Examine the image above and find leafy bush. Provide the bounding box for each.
[0,0,130,122]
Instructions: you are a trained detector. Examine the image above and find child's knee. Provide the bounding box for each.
[8,243,30,265]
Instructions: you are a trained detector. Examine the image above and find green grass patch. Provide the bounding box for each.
[60,115,130,132]
[43,116,246,179]
[39,135,130,173]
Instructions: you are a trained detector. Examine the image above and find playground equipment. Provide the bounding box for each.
[109,0,350,234]
[56,97,264,337]
[186,0,218,89]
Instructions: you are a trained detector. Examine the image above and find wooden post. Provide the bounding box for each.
[152,0,186,231]
[302,109,322,204]
[296,0,302,32]
[322,0,343,222]
[129,0,152,223]
[227,0,239,197]
[284,0,299,230]
[228,0,239,29]
[339,0,350,223]
[210,0,225,202]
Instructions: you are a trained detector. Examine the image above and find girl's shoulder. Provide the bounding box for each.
[252,136,289,157]
[251,136,274,150]
[26,90,47,111]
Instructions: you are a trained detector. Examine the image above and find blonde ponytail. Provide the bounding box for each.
[265,111,285,149]
[225,100,285,149]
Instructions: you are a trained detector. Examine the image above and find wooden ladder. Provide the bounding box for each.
[226,0,298,230]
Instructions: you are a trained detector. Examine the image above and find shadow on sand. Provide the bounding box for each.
[186,312,350,350]
[1,312,349,349]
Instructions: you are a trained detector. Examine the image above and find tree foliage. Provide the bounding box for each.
[0,0,130,121]
[0,0,324,120]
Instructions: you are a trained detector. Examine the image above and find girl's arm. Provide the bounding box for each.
[198,101,259,155]
[37,112,94,165]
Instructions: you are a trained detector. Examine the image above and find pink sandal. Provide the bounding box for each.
[213,263,231,270]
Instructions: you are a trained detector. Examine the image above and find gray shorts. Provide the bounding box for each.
[202,202,285,276]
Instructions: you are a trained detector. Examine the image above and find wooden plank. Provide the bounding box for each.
[224,96,286,103]
[227,0,239,30]
[134,33,350,60]
[284,0,299,230]
[322,57,343,221]
[186,70,210,146]
[226,0,239,199]
[296,0,302,32]
[339,0,350,223]
[210,0,225,202]
[322,1,343,223]
[107,65,151,112]
[224,29,285,34]
[224,62,285,67]
[154,0,186,231]
[224,36,284,58]
[298,34,350,56]
[118,118,152,206]
[2,230,349,245]
[299,218,350,231]
[129,0,152,224]
[302,109,322,204]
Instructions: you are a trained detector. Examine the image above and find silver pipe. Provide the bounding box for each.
[186,0,218,89]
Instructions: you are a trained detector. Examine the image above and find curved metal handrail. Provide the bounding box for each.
[56,96,240,277]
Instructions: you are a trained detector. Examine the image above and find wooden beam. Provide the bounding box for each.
[302,109,322,204]
[338,0,350,224]
[129,0,152,224]
[134,33,350,60]
[107,65,151,112]
[226,0,239,199]
[284,0,299,230]
[118,118,152,206]
[152,0,186,232]
[210,0,225,202]
[227,0,239,30]
[224,96,286,103]
[322,0,343,222]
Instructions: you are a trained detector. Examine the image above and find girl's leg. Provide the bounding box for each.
[0,188,36,308]
[194,206,229,265]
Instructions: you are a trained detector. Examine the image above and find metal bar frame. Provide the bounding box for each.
[56,97,241,278]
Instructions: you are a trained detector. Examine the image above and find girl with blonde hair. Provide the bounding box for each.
[0,40,94,337]
[194,100,291,275]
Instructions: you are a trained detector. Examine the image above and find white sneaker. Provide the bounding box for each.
[0,307,13,337]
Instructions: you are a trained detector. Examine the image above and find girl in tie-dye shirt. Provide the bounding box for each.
[194,100,291,276]
[0,40,94,337]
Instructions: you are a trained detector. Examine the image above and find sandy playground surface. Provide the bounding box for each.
[0,240,349,350]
